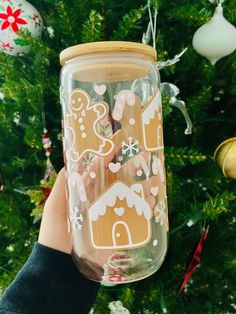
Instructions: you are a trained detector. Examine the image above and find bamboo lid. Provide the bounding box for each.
[70,62,151,83]
[60,41,157,65]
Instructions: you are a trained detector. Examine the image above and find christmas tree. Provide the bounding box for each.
[0,0,236,313]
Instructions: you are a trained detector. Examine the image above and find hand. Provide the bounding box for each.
[38,168,72,254]
[38,151,159,259]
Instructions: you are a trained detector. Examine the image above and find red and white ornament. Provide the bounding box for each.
[0,0,43,56]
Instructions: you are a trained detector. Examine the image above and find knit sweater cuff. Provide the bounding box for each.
[0,242,100,314]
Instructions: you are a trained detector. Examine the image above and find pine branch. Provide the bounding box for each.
[54,1,79,45]
[202,191,236,220]
[188,191,236,225]
[165,147,208,167]
[81,10,104,43]
[111,7,144,41]
[168,5,212,26]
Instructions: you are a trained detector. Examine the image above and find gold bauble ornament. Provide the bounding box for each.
[214,137,236,179]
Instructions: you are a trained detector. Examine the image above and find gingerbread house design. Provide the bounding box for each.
[142,90,164,151]
[89,181,152,249]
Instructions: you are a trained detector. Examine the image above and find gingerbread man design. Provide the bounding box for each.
[65,89,114,162]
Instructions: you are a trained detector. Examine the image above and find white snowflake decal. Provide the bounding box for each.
[121,136,140,158]
[83,154,95,170]
[70,206,84,231]
[154,200,166,225]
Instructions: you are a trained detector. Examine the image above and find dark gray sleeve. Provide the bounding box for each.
[0,242,100,314]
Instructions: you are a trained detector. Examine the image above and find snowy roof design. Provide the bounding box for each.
[142,90,161,125]
[89,181,151,222]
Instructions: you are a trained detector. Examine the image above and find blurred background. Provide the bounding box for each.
[0,0,235,313]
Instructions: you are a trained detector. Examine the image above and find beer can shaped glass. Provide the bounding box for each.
[60,42,168,284]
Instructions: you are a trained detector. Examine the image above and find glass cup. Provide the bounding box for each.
[60,41,168,284]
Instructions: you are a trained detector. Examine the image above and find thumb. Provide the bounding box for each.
[38,168,72,254]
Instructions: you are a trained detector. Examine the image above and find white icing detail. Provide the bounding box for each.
[108,162,121,173]
[90,171,96,179]
[157,125,163,148]
[69,171,87,202]
[130,184,145,200]
[152,156,165,182]
[112,90,136,121]
[71,102,83,111]
[137,170,143,177]
[80,125,85,131]
[65,127,80,161]
[90,216,151,250]
[153,239,158,247]
[112,222,132,246]
[121,137,139,158]
[89,181,151,222]
[142,90,164,151]
[116,232,121,238]
[94,84,107,96]
[154,200,166,225]
[151,186,158,197]
[133,155,150,178]
[114,207,125,216]
[78,214,84,222]
[78,117,83,124]
[129,118,135,125]
[70,206,83,231]
[82,132,87,138]
[142,90,162,125]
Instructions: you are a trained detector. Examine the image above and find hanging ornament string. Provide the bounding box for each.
[143,1,188,68]
[148,0,157,49]
[142,1,193,135]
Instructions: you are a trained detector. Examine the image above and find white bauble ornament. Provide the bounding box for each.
[0,0,43,56]
[192,5,236,65]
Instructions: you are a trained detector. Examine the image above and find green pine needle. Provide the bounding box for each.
[81,10,104,43]
[111,7,144,41]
